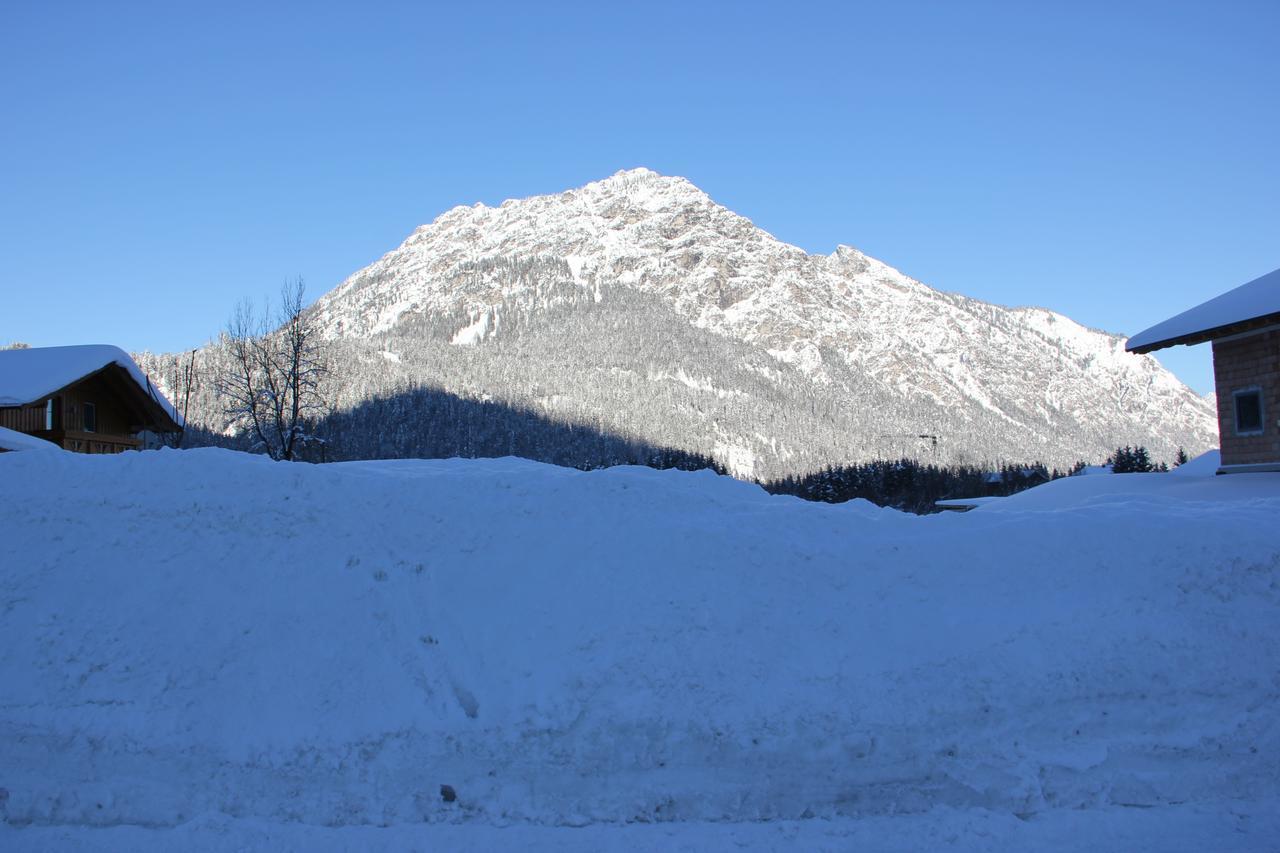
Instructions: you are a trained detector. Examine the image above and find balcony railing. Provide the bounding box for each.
[27,429,142,454]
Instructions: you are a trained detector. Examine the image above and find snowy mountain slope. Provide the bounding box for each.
[2,449,1279,850]
[300,168,1215,474]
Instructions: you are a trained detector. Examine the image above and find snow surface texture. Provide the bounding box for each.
[1127,266,1280,352]
[3,449,1279,851]
[0,426,62,452]
[0,345,183,425]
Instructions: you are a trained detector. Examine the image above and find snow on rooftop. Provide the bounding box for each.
[0,345,183,426]
[0,426,63,452]
[1127,267,1280,352]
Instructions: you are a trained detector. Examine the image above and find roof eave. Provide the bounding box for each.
[99,364,185,433]
[1126,311,1280,354]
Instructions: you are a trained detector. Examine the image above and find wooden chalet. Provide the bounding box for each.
[1127,267,1280,473]
[0,345,182,454]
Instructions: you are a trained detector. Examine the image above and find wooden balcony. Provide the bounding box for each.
[27,429,142,454]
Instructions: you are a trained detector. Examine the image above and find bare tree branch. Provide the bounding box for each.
[150,348,200,449]
[217,279,328,461]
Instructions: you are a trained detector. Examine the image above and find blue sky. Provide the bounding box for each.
[2,1,1276,394]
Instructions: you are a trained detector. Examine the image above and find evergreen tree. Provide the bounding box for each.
[1108,445,1156,473]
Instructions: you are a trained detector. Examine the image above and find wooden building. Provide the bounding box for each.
[0,345,182,454]
[1127,268,1280,473]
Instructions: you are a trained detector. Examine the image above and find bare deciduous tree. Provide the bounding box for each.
[148,348,199,448]
[219,278,328,461]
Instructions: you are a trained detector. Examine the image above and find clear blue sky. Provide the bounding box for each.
[2,1,1276,393]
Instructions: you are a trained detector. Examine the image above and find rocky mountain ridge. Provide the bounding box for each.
[151,168,1216,477]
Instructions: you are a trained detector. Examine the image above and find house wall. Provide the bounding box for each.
[0,404,47,433]
[58,373,135,437]
[1213,328,1280,467]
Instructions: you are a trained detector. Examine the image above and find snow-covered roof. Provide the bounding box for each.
[0,426,63,452]
[1127,267,1280,353]
[0,345,183,426]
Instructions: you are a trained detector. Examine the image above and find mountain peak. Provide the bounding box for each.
[580,167,708,205]
[609,166,662,179]
[307,172,1217,473]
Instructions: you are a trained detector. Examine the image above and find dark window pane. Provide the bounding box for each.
[83,402,97,434]
[1235,391,1262,433]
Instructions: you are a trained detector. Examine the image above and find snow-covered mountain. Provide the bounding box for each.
[284,168,1212,475]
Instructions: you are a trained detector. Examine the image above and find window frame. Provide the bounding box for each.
[82,401,97,434]
[1232,386,1264,436]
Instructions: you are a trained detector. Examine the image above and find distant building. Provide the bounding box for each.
[1127,268,1280,473]
[0,345,182,454]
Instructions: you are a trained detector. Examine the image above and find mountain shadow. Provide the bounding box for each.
[172,385,1079,514]
[182,382,727,475]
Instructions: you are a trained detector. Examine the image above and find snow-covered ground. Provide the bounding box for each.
[2,449,1278,851]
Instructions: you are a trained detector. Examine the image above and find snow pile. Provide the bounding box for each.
[1170,447,1222,475]
[2,449,1279,850]
[0,426,62,452]
[978,451,1274,512]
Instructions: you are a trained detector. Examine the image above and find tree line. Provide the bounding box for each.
[134,272,1192,513]
[761,460,1066,514]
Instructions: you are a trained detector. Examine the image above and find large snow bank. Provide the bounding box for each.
[1,449,1278,850]
[0,344,183,425]
[976,450,1275,513]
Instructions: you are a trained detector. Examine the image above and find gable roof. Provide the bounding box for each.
[0,345,184,428]
[1126,267,1280,353]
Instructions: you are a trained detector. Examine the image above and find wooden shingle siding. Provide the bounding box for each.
[0,403,49,432]
[57,373,134,436]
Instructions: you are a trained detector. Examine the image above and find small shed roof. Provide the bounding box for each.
[0,345,184,427]
[1126,267,1280,353]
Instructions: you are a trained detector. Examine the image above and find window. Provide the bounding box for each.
[45,399,53,430]
[83,402,97,434]
[1233,387,1263,436]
